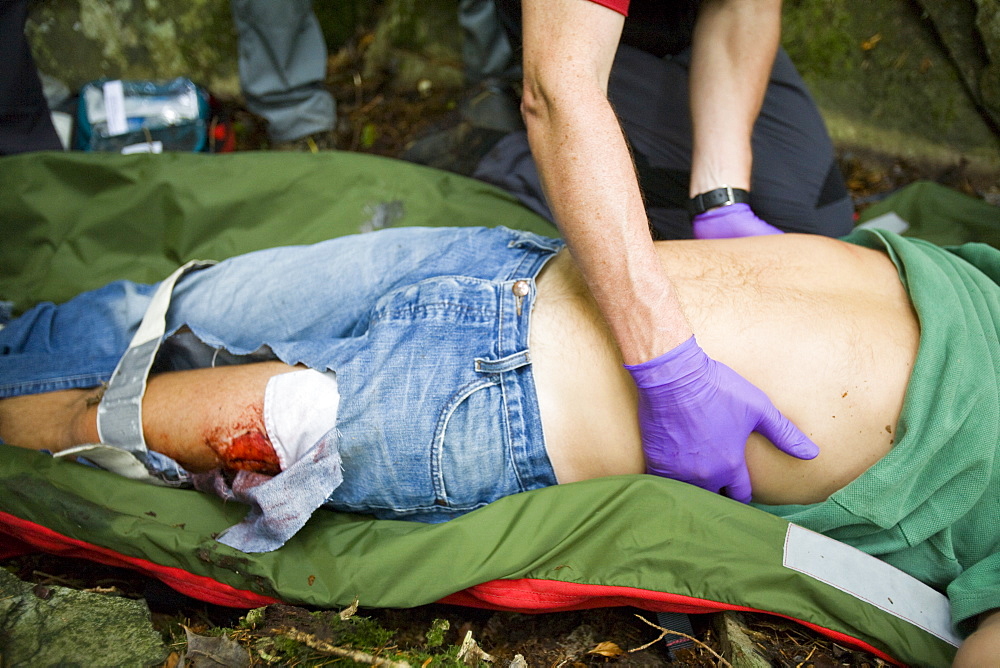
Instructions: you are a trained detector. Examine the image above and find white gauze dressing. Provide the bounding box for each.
[263,368,341,470]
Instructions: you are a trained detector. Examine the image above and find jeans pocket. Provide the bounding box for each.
[434,377,516,513]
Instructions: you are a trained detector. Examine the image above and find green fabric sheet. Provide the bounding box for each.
[858,180,1000,247]
[0,151,555,315]
[0,444,956,667]
[0,152,971,667]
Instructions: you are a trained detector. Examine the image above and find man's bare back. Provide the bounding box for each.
[531,234,919,505]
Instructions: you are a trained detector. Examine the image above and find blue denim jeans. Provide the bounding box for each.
[0,226,563,523]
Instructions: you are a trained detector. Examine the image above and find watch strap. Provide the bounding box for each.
[688,186,751,217]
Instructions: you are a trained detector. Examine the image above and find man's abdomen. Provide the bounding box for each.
[530,235,919,505]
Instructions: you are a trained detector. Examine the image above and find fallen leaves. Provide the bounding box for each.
[861,33,883,51]
[457,629,496,665]
[182,625,251,668]
[340,596,360,620]
[587,640,625,657]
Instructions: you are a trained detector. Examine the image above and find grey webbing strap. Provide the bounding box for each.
[655,611,695,658]
[96,260,215,457]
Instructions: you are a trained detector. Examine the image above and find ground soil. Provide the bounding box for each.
[3,23,996,668]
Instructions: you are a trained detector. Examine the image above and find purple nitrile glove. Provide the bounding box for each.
[624,336,819,503]
[692,203,783,239]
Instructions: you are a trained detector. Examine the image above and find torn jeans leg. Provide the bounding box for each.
[79,258,344,553]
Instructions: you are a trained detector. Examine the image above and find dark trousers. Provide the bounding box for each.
[477,0,853,239]
[0,0,61,155]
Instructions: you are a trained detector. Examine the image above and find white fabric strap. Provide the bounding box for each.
[783,523,960,646]
[54,444,170,485]
[96,260,215,457]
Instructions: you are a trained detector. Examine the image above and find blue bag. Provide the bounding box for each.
[75,77,210,153]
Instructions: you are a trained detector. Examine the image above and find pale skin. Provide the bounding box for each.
[0,360,295,473]
[0,234,915,493]
[953,610,1000,666]
[0,233,995,661]
[519,0,782,364]
[521,0,690,364]
[688,0,781,197]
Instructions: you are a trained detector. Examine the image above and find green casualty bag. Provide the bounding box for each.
[0,152,971,666]
[857,180,1000,247]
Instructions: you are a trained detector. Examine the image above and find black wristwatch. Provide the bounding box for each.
[688,186,751,218]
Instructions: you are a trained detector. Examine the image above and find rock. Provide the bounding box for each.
[22,0,1000,174]
[24,0,462,100]
[26,0,241,97]
[784,0,999,172]
[0,567,167,667]
[910,0,1000,130]
[976,0,1000,117]
[183,626,251,668]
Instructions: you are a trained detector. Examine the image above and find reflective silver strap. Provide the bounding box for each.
[96,260,215,457]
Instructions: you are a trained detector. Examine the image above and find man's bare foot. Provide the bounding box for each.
[0,387,102,451]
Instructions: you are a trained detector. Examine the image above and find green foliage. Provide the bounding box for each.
[263,634,316,661]
[361,123,379,148]
[314,0,382,47]
[205,607,494,667]
[782,0,854,77]
[239,606,267,629]
[425,618,450,648]
[325,611,396,648]
[428,644,466,667]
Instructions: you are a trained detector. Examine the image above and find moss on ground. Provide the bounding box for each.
[784,0,1000,170]
[168,606,477,667]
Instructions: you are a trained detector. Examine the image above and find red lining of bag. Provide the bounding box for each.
[442,580,901,665]
[587,0,630,16]
[0,510,279,608]
[0,510,901,665]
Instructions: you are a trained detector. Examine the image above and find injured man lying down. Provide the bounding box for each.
[2,225,1000,659]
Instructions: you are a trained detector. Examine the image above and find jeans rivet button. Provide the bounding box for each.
[512,280,529,297]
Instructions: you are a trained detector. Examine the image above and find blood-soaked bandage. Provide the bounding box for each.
[205,406,282,475]
[263,368,341,471]
[203,368,340,475]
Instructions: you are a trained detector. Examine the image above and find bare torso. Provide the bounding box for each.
[529,234,920,505]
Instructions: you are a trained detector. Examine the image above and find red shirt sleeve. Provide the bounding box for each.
[586,0,629,15]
